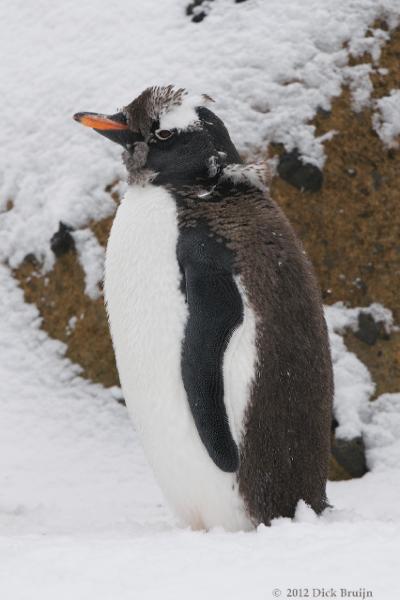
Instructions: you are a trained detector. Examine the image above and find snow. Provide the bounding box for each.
[0,265,167,537]
[72,228,105,299]
[1,0,400,286]
[325,302,394,335]
[2,0,400,596]
[1,265,400,598]
[159,93,205,131]
[66,315,77,335]
[326,311,374,441]
[322,302,397,441]
[363,393,400,471]
[372,89,400,148]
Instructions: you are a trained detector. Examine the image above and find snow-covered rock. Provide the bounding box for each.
[372,89,400,147]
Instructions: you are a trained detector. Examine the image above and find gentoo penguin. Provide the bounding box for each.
[74,85,333,531]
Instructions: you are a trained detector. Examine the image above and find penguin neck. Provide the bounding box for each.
[157,162,268,205]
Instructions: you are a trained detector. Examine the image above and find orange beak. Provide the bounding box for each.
[73,112,129,131]
[73,110,140,148]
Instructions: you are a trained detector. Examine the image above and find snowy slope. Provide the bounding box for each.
[2,1,400,597]
[1,0,400,273]
[1,265,400,598]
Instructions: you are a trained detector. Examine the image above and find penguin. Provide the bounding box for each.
[74,85,333,531]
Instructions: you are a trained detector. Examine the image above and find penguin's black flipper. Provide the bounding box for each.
[178,228,243,473]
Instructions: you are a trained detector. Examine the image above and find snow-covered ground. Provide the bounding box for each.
[2,0,400,597]
[1,265,400,599]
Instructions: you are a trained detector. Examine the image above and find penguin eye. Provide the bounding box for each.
[155,129,174,141]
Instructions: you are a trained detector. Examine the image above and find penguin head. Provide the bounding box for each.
[74,85,241,186]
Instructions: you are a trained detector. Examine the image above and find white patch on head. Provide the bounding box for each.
[159,94,206,131]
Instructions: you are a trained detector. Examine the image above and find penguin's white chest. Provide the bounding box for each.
[104,184,254,531]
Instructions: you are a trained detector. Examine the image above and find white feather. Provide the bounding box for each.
[104,184,257,531]
[159,95,203,131]
[223,277,258,445]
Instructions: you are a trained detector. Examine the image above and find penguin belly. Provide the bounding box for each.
[104,185,254,531]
